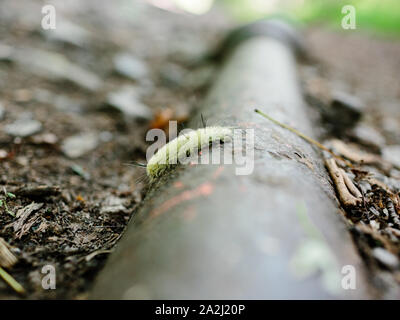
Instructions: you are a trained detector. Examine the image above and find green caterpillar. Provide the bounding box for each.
[146,126,232,180]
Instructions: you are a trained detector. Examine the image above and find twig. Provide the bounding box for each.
[325,158,361,207]
[254,109,354,168]
[340,168,362,198]
[329,139,392,172]
[15,185,60,198]
[0,266,25,295]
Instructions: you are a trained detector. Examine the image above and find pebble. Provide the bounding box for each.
[381,117,400,144]
[113,53,149,81]
[352,124,385,151]
[5,118,42,137]
[0,149,8,159]
[33,89,83,113]
[14,89,33,102]
[31,133,58,145]
[106,86,152,120]
[100,196,129,214]
[159,63,186,88]
[13,48,102,92]
[0,43,13,61]
[61,132,99,158]
[53,95,84,113]
[372,247,400,270]
[169,37,208,64]
[99,131,113,142]
[329,91,364,129]
[382,145,400,168]
[70,164,90,180]
[184,65,214,89]
[42,20,92,47]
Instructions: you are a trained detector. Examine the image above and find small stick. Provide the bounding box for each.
[0,266,25,295]
[325,158,361,207]
[254,109,353,168]
[340,168,362,198]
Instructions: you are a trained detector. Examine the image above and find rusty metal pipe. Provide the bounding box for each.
[91,21,373,299]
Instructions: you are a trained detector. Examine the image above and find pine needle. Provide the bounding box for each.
[0,266,25,295]
[254,108,353,168]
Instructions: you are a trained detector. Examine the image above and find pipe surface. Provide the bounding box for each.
[91,28,373,299]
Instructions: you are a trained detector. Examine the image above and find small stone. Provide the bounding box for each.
[33,89,83,113]
[33,88,53,103]
[159,63,186,88]
[61,133,99,158]
[99,131,113,142]
[113,53,149,81]
[352,124,385,151]
[369,220,380,230]
[382,145,400,168]
[169,38,208,65]
[372,247,400,270]
[106,86,152,120]
[42,20,92,47]
[184,65,214,89]
[381,117,400,144]
[329,91,364,130]
[100,196,129,214]
[31,133,58,145]
[70,164,90,180]
[14,89,33,102]
[0,43,13,61]
[5,118,42,137]
[13,48,102,92]
[53,95,83,113]
[0,149,8,159]
[28,270,44,291]
[16,156,28,166]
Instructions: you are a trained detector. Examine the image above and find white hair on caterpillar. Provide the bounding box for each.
[146,126,232,180]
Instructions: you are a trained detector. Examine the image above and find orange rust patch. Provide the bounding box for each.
[239,183,247,193]
[150,182,214,218]
[212,166,224,179]
[173,181,184,189]
[182,206,197,221]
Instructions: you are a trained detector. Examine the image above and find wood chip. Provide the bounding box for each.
[13,202,43,233]
[0,238,17,268]
[16,213,41,239]
[15,185,60,198]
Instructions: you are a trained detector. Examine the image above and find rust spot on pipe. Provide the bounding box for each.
[150,182,214,218]
[212,166,225,179]
[182,206,197,222]
[173,181,184,189]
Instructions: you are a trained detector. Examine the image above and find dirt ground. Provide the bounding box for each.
[0,0,400,299]
[0,0,230,299]
[303,28,400,296]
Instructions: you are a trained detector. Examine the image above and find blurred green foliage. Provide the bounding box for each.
[217,0,400,36]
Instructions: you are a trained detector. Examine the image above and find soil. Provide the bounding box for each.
[0,0,230,299]
[303,28,400,296]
